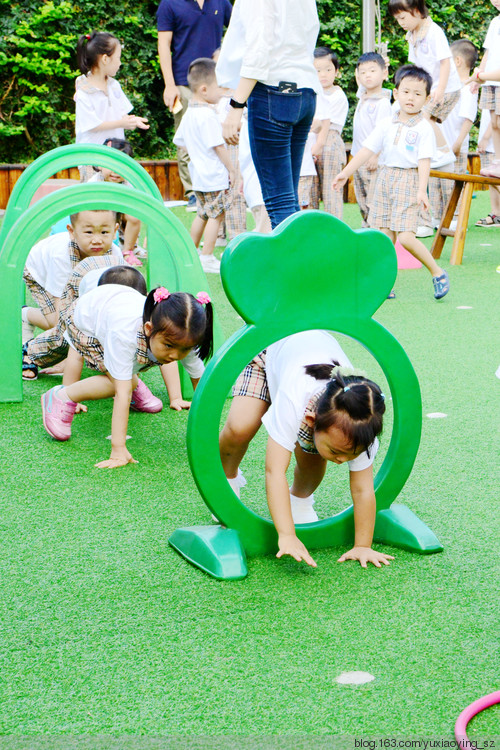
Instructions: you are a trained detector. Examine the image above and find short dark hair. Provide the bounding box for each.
[98,265,147,295]
[304,364,385,456]
[187,57,217,92]
[388,0,429,17]
[102,137,134,158]
[450,39,478,71]
[356,52,387,70]
[314,47,339,70]
[69,210,118,226]
[394,64,432,96]
[76,32,119,75]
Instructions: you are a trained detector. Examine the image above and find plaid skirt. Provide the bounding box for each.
[423,90,460,123]
[368,166,420,234]
[65,302,107,372]
[195,188,233,221]
[23,271,57,317]
[479,85,500,116]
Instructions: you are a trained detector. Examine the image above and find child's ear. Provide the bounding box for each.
[144,320,153,338]
[67,223,74,237]
[304,413,316,429]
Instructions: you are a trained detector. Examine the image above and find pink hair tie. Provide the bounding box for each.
[196,291,211,305]
[153,287,170,304]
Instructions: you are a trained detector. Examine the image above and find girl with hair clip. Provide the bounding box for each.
[41,286,213,469]
[219,330,394,569]
[75,31,149,180]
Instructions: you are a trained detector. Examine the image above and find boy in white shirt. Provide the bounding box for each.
[173,58,235,273]
[351,52,392,226]
[313,48,349,219]
[333,65,450,300]
[428,39,478,227]
[22,210,122,351]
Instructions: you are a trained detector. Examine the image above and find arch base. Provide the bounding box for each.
[374,504,443,553]
[169,526,248,580]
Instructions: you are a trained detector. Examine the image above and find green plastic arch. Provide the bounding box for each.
[0,182,214,402]
[171,211,442,579]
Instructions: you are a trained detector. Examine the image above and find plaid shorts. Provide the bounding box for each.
[369,166,420,234]
[316,128,346,218]
[232,351,270,402]
[23,271,56,316]
[298,175,320,209]
[65,303,106,373]
[479,85,500,116]
[26,328,68,368]
[423,90,460,123]
[353,164,378,223]
[195,189,233,221]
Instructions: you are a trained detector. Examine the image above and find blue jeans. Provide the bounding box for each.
[247,82,316,229]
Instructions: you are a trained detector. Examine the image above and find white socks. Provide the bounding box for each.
[289,491,318,524]
[226,468,247,499]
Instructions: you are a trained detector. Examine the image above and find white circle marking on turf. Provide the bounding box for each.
[495,366,500,380]
[426,412,447,418]
[456,306,473,309]
[480,243,492,247]
[336,671,375,685]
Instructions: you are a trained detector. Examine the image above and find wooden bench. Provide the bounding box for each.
[430,155,500,265]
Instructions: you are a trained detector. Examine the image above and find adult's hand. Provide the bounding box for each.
[164,84,181,112]
[222,107,243,145]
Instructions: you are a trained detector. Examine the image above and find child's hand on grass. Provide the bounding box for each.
[277,533,317,567]
[169,397,191,411]
[337,546,394,568]
[95,446,137,469]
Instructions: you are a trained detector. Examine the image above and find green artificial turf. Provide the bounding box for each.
[0,196,499,747]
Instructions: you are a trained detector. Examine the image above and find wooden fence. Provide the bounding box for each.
[0,160,184,210]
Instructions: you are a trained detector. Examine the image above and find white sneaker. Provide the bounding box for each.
[416,225,434,238]
[449,219,457,231]
[200,254,221,274]
[290,492,318,524]
[215,237,227,248]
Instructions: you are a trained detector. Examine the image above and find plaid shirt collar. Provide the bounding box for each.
[391,110,424,127]
[296,388,328,454]
[136,328,152,368]
[68,240,114,268]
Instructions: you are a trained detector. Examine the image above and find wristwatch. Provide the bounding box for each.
[229,98,246,109]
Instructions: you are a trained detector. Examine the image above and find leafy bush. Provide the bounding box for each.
[0,0,495,161]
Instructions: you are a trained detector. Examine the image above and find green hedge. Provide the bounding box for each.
[0,0,494,162]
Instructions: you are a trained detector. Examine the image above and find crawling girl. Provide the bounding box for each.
[219,330,394,568]
[41,285,213,468]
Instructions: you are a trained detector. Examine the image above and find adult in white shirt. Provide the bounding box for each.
[215,0,321,228]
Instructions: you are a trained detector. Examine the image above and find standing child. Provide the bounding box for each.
[22,210,123,354]
[219,330,393,569]
[475,109,500,226]
[41,286,213,468]
[173,58,235,274]
[333,65,450,300]
[388,0,460,164]
[428,39,478,227]
[313,48,349,219]
[75,31,149,181]
[351,52,392,226]
[469,0,500,179]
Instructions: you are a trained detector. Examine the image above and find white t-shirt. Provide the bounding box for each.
[261,330,379,472]
[441,84,478,155]
[322,87,349,132]
[73,284,205,380]
[216,0,321,94]
[352,95,393,156]
[300,131,318,177]
[173,103,229,192]
[483,15,500,86]
[74,75,132,144]
[25,232,122,298]
[407,21,461,93]
[363,114,436,169]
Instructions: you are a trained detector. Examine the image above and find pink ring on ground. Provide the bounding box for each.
[455,690,500,749]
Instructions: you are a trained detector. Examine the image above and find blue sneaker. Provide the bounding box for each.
[433,270,450,299]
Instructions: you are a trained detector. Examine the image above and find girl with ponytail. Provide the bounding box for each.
[219,330,393,569]
[41,283,213,468]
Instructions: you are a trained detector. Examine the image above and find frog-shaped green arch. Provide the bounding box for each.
[0,146,220,402]
[169,211,443,580]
